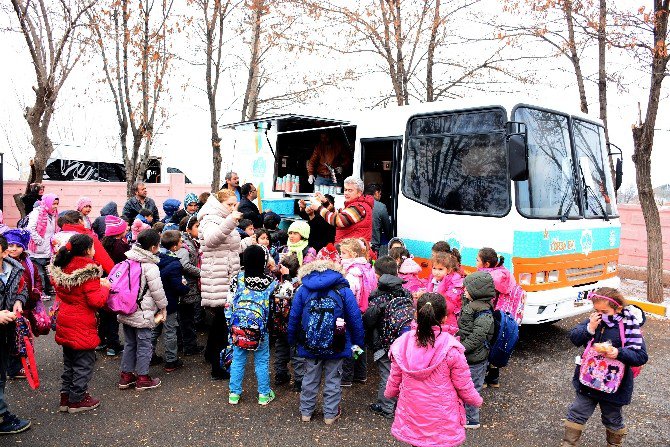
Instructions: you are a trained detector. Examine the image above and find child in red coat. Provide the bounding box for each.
[49,234,110,414]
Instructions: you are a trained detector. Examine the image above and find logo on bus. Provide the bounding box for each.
[580,229,594,256]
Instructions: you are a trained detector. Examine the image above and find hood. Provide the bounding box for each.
[463,271,495,302]
[298,260,346,291]
[100,202,119,217]
[2,256,25,275]
[387,237,405,250]
[377,274,405,291]
[198,195,229,220]
[125,244,160,264]
[625,305,646,327]
[345,194,375,209]
[399,257,422,275]
[390,326,463,379]
[49,257,103,288]
[480,266,513,294]
[342,257,369,272]
[163,198,181,215]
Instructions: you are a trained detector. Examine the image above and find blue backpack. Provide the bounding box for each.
[476,309,519,367]
[301,284,347,357]
[230,273,275,351]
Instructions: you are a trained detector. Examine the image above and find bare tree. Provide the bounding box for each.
[9,0,95,186]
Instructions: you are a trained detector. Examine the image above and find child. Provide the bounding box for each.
[118,229,168,391]
[255,228,279,265]
[153,230,190,372]
[170,193,198,225]
[58,210,115,274]
[287,258,365,425]
[237,219,254,240]
[425,252,463,328]
[161,198,181,224]
[387,237,405,252]
[228,245,278,406]
[457,271,495,429]
[76,197,93,229]
[389,246,426,293]
[263,212,288,249]
[50,234,110,413]
[177,215,203,356]
[340,237,377,386]
[283,221,316,266]
[92,201,118,240]
[561,288,647,447]
[385,293,483,447]
[0,234,31,434]
[100,216,130,357]
[363,256,414,419]
[152,222,165,234]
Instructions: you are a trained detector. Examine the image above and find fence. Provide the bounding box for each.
[618,204,670,271]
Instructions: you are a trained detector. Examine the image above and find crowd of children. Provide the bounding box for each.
[0,193,649,447]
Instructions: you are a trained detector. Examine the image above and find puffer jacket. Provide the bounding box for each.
[117,245,168,329]
[397,256,426,293]
[157,250,190,314]
[427,272,464,327]
[177,233,201,304]
[0,257,28,310]
[457,272,495,364]
[342,256,377,313]
[49,256,109,350]
[198,196,242,308]
[385,326,483,447]
[60,223,115,274]
[26,208,57,258]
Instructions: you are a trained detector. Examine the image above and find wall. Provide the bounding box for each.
[618,204,670,270]
[1,174,212,225]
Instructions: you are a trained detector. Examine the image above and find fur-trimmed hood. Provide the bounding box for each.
[298,259,345,279]
[125,244,160,264]
[298,260,347,292]
[49,257,103,289]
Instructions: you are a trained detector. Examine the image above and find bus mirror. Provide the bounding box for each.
[508,134,528,182]
[615,158,623,191]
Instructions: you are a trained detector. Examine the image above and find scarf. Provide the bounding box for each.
[34,193,58,238]
[288,238,309,266]
[601,308,643,350]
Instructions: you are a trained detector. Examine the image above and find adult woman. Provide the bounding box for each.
[27,193,59,299]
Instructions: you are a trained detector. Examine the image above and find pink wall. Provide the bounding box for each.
[618,204,670,271]
[1,174,212,225]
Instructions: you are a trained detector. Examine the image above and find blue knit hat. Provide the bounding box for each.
[162,198,181,216]
[4,229,31,250]
[184,193,198,207]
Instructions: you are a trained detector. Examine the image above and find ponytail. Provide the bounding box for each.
[52,234,94,268]
[478,247,502,269]
[415,292,447,348]
[450,247,462,265]
[497,255,505,267]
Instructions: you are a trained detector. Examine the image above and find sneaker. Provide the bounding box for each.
[183,345,205,356]
[483,382,500,389]
[228,393,240,405]
[369,403,394,419]
[164,359,184,372]
[9,369,26,380]
[106,345,124,357]
[324,407,342,425]
[67,394,100,414]
[135,375,161,390]
[275,374,291,386]
[340,380,352,388]
[258,390,276,406]
[465,422,481,429]
[59,393,69,412]
[0,413,31,434]
[95,343,107,351]
[118,372,137,389]
[150,354,164,366]
[301,414,312,422]
[292,381,302,393]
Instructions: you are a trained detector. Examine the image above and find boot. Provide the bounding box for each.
[606,427,627,447]
[561,421,584,446]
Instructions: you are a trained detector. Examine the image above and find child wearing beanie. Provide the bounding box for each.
[76,197,93,229]
[161,199,181,224]
[281,221,316,266]
[131,219,151,242]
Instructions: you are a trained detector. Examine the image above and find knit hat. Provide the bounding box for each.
[184,193,198,207]
[315,243,340,264]
[76,197,92,211]
[463,271,496,301]
[288,220,310,240]
[3,229,31,250]
[131,219,151,241]
[243,244,269,278]
[163,198,181,216]
[105,215,128,237]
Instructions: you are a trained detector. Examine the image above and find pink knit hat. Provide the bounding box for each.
[315,243,341,264]
[131,219,150,241]
[105,215,128,237]
[76,197,92,211]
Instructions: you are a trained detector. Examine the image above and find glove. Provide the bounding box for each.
[335,166,343,174]
[308,175,315,184]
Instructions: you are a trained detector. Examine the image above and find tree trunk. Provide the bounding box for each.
[426,0,440,102]
[564,0,588,114]
[242,0,263,121]
[597,0,616,188]
[24,86,55,184]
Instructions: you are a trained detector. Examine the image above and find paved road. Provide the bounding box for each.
[5,315,669,447]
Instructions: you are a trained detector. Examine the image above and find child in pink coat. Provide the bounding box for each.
[389,246,426,293]
[426,252,463,327]
[385,293,482,447]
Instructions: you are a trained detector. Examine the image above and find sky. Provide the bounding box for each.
[0,1,668,190]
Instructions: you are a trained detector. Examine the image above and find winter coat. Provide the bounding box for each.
[0,257,28,311]
[103,237,130,265]
[371,199,392,250]
[49,257,109,350]
[92,202,119,240]
[297,209,335,253]
[26,208,57,258]
[398,257,427,294]
[157,251,190,314]
[385,326,483,447]
[287,260,365,360]
[457,273,495,364]
[363,274,413,352]
[238,197,265,229]
[427,272,464,327]
[60,223,115,274]
[197,195,242,308]
[121,196,160,223]
[570,308,648,406]
[334,195,375,243]
[342,257,377,313]
[117,245,168,329]
[177,233,201,304]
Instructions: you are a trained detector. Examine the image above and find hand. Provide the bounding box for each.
[279,265,289,276]
[231,210,243,220]
[298,199,306,210]
[314,192,325,203]
[335,166,343,174]
[604,347,619,359]
[100,278,111,288]
[308,175,315,185]
[251,234,257,244]
[588,312,601,333]
[13,301,23,314]
[0,310,16,324]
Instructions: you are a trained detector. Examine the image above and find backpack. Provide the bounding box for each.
[22,259,50,336]
[14,314,39,390]
[230,274,273,350]
[301,284,347,356]
[271,280,295,337]
[380,294,414,349]
[477,309,520,367]
[106,260,144,315]
[493,283,526,324]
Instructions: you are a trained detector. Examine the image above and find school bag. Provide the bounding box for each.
[106,260,144,315]
[494,283,526,325]
[14,313,39,390]
[380,294,414,349]
[229,273,274,351]
[271,280,295,337]
[476,309,519,367]
[301,284,347,356]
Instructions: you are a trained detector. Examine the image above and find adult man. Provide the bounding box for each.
[364,183,392,255]
[238,183,264,229]
[312,176,374,243]
[221,171,241,201]
[121,182,160,223]
[307,133,351,187]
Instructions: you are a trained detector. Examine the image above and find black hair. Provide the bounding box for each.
[152,222,165,233]
[179,215,199,232]
[255,228,270,239]
[0,235,7,252]
[324,194,335,207]
[240,183,254,197]
[432,241,451,253]
[57,210,83,227]
[161,230,182,250]
[264,213,281,230]
[137,229,160,251]
[139,209,152,218]
[478,247,504,268]
[280,252,300,279]
[53,234,94,268]
[238,219,253,230]
[364,183,382,196]
[389,246,410,261]
[374,256,398,276]
[415,293,447,348]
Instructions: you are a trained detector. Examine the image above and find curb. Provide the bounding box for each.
[626,298,668,317]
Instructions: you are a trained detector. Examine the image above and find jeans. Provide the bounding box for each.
[567,392,625,430]
[178,302,198,352]
[31,257,54,296]
[342,350,367,382]
[301,358,343,419]
[98,309,120,348]
[121,325,153,376]
[375,353,396,414]
[229,337,271,396]
[465,360,488,424]
[0,331,10,416]
[205,308,228,374]
[314,176,337,187]
[61,347,96,403]
[151,312,179,363]
[273,336,305,383]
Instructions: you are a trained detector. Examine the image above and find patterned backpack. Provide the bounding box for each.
[380,293,414,349]
[14,314,39,390]
[301,284,347,356]
[23,259,50,336]
[494,283,526,324]
[230,273,275,351]
[271,280,295,337]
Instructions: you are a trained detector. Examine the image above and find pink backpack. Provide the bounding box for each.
[106,260,144,315]
[481,267,526,324]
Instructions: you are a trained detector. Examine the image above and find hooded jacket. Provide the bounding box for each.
[177,232,201,304]
[49,257,109,350]
[397,256,427,294]
[287,260,365,359]
[26,207,58,258]
[157,250,190,314]
[427,272,464,327]
[457,271,495,364]
[363,274,413,352]
[60,223,115,274]
[385,326,483,447]
[116,245,168,328]
[0,257,28,311]
[161,199,181,223]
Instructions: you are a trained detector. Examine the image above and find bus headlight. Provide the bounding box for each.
[519,273,532,285]
[535,272,546,284]
[548,270,560,282]
[607,261,617,273]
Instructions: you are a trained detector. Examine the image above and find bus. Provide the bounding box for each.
[220,98,623,324]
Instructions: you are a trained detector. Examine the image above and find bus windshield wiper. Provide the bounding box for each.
[558,186,577,222]
[578,164,609,221]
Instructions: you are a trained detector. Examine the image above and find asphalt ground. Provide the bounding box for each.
[4,315,669,447]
